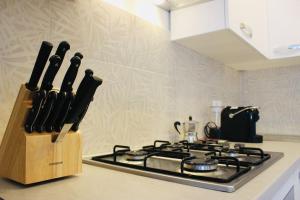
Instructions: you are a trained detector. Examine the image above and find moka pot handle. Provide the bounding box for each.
[174,121,181,135]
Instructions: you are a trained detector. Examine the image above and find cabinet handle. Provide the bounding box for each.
[240,23,253,39]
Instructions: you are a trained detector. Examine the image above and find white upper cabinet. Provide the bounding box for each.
[171,0,300,70]
[268,0,300,58]
[171,0,227,39]
[227,0,269,57]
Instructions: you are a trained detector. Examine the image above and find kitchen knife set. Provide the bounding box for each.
[24,41,102,142]
[0,40,96,184]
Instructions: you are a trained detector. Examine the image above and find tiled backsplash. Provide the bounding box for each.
[0,0,298,155]
[241,65,300,136]
[0,0,240,155]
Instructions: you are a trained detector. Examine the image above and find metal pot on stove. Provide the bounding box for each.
[174,116,199,143]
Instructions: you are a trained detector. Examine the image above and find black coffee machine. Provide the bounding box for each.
[220,106,263,143]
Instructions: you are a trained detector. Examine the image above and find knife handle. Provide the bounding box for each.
[66,75,102,123]
[24,90,47,133]
[70,100,90,132]
[54,93,74,132]
[68,69,93,113]
[60,56,81,93]
[34,91,58,132]
[74,69,93,100]
[44,91,67,132]
[69,70,94,131]
[74,52,83,60]
[55,41,70,67]
[40,55,61,91]
[26,41,53,91]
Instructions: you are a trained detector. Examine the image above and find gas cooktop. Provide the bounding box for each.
[83,140,283,192]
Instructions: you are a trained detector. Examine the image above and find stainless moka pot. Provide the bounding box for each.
[174,116,199,143]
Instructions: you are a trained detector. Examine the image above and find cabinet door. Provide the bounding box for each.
[227,0,269,57]
[268,0,300,58]
[295,168,300,200]
[171,0,226,40]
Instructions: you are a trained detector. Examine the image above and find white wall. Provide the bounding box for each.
[241,65,300,136]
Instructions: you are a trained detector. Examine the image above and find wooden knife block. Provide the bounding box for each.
[0,84,82,184]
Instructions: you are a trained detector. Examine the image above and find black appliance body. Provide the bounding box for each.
[221,106,263,143]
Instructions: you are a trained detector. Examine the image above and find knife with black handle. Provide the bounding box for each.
[71,70,103,132]
[72,69,93,101]
[74,52,83,60]
[40,55,62,91]
[60,56,81,92]
[44,55,81,132]
[68,75,103,123]
[34,91,57,132]
[53,93,73,132]
[32,40,71,133]
[55,41,70,67]
[24,90,47,133]
[54,69,93,132]
[26,41,53,91]
[44,91,67,132]
[70,97,90,132]
[24,55,61,133]
[54,75,103,142]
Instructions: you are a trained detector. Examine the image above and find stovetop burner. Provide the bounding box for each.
[161,143,185,152]
[183,157,219,172]
[125,150,148,161]
[85,140,284,192]
[192,139,230,151]
[223,149,239,157]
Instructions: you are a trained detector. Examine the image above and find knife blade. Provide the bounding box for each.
[34,91,58,132]
[24,55,61,133]
[53,75,103,142]
[53,69,93,132]
[45,55,82,132]
[25,41,53,91]
[24,90,47,133]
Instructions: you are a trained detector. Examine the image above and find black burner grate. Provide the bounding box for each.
[91,140,257,183]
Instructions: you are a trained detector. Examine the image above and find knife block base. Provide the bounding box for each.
[0,84,82,184]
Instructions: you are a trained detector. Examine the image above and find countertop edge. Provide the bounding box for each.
[256,158,300,200]
[263,134,300,143]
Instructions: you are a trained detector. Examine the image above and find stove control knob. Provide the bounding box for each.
[234,143,245,150]
[215,146,223,151]
[222,142,230,151]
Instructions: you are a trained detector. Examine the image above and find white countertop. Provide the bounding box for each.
[0,141,299,200]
